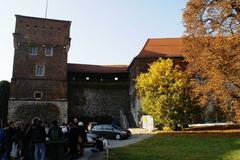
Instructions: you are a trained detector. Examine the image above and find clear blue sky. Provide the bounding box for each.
[0,0,187,81]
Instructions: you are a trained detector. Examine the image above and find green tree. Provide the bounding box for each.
[0,80,10,124]
[183,0,240,122]
[136,59,194,130]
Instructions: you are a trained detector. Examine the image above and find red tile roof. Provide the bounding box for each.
[137,38,184,58]
[68,63,128,73]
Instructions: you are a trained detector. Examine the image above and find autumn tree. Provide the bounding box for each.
[183,0,240,122]
[136,59,194,130]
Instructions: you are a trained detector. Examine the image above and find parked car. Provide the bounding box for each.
[90,124,131,140]
[85,132,99,147]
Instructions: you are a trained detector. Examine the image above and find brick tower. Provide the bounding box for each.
[8,15,71,123]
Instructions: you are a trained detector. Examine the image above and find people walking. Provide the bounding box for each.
[47,120,64,160]
[0,121,6,160]
[77,122,86,157]
[29,117,46,160]
[68,123,78,160]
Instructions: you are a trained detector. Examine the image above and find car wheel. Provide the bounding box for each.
[115,134,121,140]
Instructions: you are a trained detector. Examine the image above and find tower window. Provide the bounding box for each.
[45,47,53,56]
[35,65,45,76]
[31,46,38,55]
[34,91,42,100]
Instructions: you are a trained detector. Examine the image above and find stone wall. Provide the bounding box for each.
[8,100,68,124]
[68,82,130,124]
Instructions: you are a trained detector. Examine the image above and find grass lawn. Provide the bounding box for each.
[107,132,240,160]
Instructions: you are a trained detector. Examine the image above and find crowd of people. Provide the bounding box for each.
[0,117,90,160]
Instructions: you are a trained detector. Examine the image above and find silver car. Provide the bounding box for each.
[90,124,131,140]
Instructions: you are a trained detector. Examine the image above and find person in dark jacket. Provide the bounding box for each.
[68,123,78,160]
[29,117,46,160]
[22,123,33,160]
[5,122,15,160]
[0,121,6,160]
[12,122,25,159]
[77,122,86,157]
[47,120,64,160]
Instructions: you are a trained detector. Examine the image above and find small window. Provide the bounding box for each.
[31,46,38,55]
[34,91,42,100]
[35,65,45,76]
[45,47,53,56]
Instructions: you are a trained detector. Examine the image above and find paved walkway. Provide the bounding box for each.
[108,134,153,148]
[78,129,155,160]
[77,148,104,160]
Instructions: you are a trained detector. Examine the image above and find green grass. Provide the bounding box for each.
[107,133,240,160]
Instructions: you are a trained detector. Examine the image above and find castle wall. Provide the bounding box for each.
[67,72,131,125]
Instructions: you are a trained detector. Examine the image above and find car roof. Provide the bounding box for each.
[95,124,112,127]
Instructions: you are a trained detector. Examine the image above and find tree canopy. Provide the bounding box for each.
[136,59,194,130]
[183,0,240,122]
[0,80,10,124]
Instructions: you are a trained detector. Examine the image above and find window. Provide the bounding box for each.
[45,47,53,56]
[34,91,42,100]
[35,65,45,76]
[92,125,102,131]
[103,125,114,130]
[114,77,118,81]
[31,46,38,55]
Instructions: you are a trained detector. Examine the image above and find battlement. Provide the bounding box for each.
[14,15,71,45]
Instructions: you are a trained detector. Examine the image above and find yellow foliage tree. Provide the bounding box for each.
[136,59,194,130]
[183,0,240,122]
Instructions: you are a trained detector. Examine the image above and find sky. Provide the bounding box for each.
[0,0,187,81]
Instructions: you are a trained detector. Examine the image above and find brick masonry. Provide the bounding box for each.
[8,15,71,123]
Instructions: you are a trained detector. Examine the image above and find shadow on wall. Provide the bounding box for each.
[15,103,60,123]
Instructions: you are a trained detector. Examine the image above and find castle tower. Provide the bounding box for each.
[8,15,71,123]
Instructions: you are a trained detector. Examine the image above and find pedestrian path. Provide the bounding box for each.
[77,128,155,160]
[77,148,104,160]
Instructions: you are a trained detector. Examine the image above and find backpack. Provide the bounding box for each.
[50,127,62,141]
